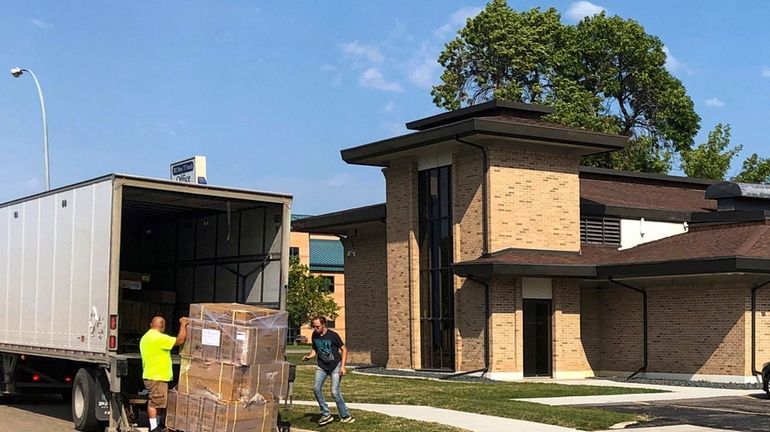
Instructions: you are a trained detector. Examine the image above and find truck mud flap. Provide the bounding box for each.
[95,369,112,422]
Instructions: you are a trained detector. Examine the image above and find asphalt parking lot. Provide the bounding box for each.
[0,394,73,431]
[587,393,770,431]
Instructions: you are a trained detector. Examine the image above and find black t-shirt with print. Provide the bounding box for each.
[312,329,344,372]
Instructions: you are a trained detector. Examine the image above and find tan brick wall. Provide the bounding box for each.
[593,286,645,372]
[487,146,581,253]
[646,282,749,376]
[383,161,420,369]
[453,150,486,370]
[754,286,770,375]
[340,224,388,366]
[488,277,522,372]
[551,279,591,374]
[580,287,602,372]
[588,280,756,377]
[289,232,310,266]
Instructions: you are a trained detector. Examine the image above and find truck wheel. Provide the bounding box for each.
[72,368,100,431]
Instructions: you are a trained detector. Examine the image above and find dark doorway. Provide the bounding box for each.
[523,299,551,377]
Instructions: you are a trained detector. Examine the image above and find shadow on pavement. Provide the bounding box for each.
[1,394,72,422]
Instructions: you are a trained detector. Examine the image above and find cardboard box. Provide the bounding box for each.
[168,390,279,432]
[212,399,279,432]
[181,318,286,366]
[119,271,150,290]
[178,358,290,401]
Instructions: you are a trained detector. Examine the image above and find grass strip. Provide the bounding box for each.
[280,405,470,432]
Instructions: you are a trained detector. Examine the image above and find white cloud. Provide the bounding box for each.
[325,173,353,188]
[565,1,605,21]
[762,67,770,78]
[662,46,684,73]
[435,6,482,39]
[341,41,384,64]
[408,58,440,89]
[28,18,52,29]
[359,68,403,92]
[705,97,724,108]
[383,122,406,136]
[383,101,396,112]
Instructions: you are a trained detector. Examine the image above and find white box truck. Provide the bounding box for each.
[0,174,292,431]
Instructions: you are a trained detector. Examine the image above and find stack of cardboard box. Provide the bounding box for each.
[167,303,289,432]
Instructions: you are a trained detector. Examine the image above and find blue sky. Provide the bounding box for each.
[2,1,769,214]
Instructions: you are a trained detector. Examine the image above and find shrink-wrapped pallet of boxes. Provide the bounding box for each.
[168,303,288,432]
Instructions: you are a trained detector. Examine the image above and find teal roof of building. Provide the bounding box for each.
[310,239,344,272]
[292,214,312,221]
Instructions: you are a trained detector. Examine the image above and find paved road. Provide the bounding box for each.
[587,395,770,431]
[0,394,73,431]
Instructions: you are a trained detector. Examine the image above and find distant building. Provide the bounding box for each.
[290,214,345,342]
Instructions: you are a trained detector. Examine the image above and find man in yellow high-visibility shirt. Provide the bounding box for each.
[140,316,189,432]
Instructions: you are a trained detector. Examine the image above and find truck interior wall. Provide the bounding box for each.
[117,188,284,352]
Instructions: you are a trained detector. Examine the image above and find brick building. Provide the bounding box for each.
[292,101,770,384]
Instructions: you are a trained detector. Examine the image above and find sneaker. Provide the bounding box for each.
[318,415,334,425]
[340,416,355,424]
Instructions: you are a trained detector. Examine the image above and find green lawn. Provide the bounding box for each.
[288,365,659,431]
[285,351,307,364]
[280,405,469,432]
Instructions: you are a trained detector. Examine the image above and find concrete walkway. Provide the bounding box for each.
[515,378,759,406]
[293,400,734,431]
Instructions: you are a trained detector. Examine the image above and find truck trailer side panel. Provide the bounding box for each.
[0,180,113,356]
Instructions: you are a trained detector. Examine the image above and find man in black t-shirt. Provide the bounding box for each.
[302,316,354,425]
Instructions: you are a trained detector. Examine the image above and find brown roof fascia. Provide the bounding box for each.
[291,203,386,234]
[580,203,693,222]
[341,118,628,167]
[579,166,716,188]
[451,262,597,279]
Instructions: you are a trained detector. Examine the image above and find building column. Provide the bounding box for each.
[383,161,420,369]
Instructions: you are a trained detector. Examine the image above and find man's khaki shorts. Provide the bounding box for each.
[143,380,168,409]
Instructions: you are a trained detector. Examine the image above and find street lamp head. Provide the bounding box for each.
[10,67,24,78]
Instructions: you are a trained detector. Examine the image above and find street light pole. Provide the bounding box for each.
[11,67,50,191]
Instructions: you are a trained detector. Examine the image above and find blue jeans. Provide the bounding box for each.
[312,363,350,418]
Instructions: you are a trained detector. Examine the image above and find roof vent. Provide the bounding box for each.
[705,181,770,212]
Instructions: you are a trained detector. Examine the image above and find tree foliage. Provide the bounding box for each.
[432,0,700,173]
[681,124,742,180]
[286,257,338,330]
[734,154,770,184]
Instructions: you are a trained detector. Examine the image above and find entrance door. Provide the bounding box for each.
[523,299,551,377]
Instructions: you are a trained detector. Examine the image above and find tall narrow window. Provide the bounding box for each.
[418,165,454,370]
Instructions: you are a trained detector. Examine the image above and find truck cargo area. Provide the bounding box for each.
[117,184,287,353]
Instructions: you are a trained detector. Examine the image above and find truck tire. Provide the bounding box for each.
[72,368,100,431]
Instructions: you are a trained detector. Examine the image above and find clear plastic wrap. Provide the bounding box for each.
[181,318,286,366]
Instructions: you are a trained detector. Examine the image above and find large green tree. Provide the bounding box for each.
[286,257,339,332]
[681,124,742,180]
[432,0,700,173]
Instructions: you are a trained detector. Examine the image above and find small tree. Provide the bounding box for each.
[286,257,339,339]
[681,123,742,180]
[734,153,770,184]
